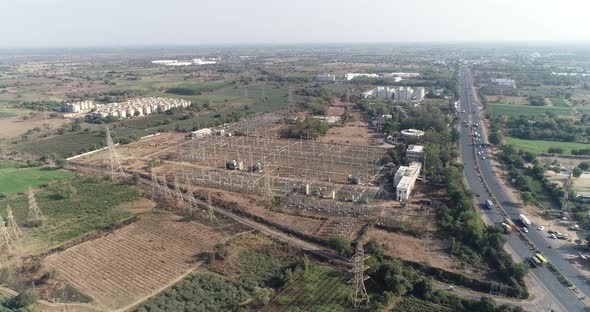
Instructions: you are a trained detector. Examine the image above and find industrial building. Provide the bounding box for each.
[400,129,425,139]
[87,97,191,119]
[315,74,336,82]
[394,162,422,201]
[345,73,379,81]
[406,145,424,162]
[490,78,516,88]
[193,58,217,65]
[64,100,96,113]
[362,86,426,101]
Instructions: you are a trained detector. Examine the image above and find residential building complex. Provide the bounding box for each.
[406,145,424,162]
[87,97,190,119]
[362,86,426,101]
[64,100,96,113]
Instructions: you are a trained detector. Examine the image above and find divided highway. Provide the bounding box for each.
[458,66,587,312]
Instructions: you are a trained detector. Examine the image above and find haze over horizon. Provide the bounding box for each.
[1,0,589,48]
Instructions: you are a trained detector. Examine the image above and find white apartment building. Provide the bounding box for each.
[394,162,422,201]
[87,97,190,119]
[362,86,426,101]
[345,73,379,81]
[64,100,95,113]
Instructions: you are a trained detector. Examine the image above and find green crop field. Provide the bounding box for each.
[505,136,590,154]
[0,166,75,194]
[0,176,140,250]
[490,103,573,117]
[550,97,571,107]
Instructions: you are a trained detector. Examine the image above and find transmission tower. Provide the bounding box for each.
[562,173,573,212]
[207,191,216,221]
[105,126,124,179]
[6,206,22,240]
[0,215,16,255]
[349,242,370,308]
[263,172,274,206]
[174,174,184,207]
[28,187,43,222]
[160,176,173,200]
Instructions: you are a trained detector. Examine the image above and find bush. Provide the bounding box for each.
[328,236,353,256]
[11,288,37,308]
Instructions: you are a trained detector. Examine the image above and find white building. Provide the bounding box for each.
[345,73,379,81]
[151,60,178,65]
[490,78,516,88]
[406,145,424,162]
[64,100,95,113]
[362,86,426,101]
[315,74,336,82]
[193,58,217,65]
[87,97,191,119]
[191,128,212,138]
[394,162,422,201]
[400,129,425,139]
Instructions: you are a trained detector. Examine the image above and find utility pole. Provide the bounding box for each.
[349,242,370,308]
[106,126,124,180]
[562,173,573,212]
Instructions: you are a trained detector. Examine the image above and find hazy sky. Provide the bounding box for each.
[1,0,589,47]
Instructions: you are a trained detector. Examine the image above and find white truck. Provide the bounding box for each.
[519,214,531,227]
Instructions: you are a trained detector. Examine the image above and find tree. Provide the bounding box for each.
[573,167,583,178]
[328,236,353,256]
[579,162,590,171]
[520,191,534,205]
[55,158,67,168]
[252,287,275,306]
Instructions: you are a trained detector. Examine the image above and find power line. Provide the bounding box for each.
[28,187,43,222]
[349,242,370,308]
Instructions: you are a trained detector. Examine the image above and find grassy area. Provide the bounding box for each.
[392,297,452,312]
[505,136,590,154]
[490,103,573,118]
[0,166,75,194]
[17,132,106,158]
[0,176,140,250]
[550,97,571,107]
[266,264,351,312]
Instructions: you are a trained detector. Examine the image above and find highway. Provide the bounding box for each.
[458,65,587,312]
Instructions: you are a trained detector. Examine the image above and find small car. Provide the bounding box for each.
[522,227,529,233]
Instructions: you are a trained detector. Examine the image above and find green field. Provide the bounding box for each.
[17,132,106,158]
[0,166,75,194]
[505,136,590,154]
[0,176,140,248]
[550,97,571,107]
[0,108,30,119]
[490,103,573,117]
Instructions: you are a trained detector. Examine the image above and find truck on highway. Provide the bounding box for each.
[519,214,531,227]
[485,199,494,210]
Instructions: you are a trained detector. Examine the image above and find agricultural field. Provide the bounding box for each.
[16,131,106,158]
[505,136,590,155]
[490,103,573,118]
[43,213,230,310]
[0,176,140,254]
[0,165,74,195]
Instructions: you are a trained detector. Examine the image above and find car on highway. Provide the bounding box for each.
[550,234,557,239]
[522,227,529,233]
[537,226,545,231]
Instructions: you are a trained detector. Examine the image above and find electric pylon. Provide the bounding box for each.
[263,172,274,206]
[349,242,370,308]
[174,174,184,207]
[6,205,22,240]
[0,215,16,255]
[207,191,216,222]
[106,126,124,179]
[28,187,43,222]
[563,173,573,212]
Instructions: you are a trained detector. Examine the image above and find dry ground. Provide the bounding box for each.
[43,213,232,310]
[0,114,69,139]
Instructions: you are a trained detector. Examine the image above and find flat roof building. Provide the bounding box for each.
[394,162,422,201]
[400,129,425,139]
[406,145,424,162]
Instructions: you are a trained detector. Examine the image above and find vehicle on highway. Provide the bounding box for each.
[519,214,531,227]
[538,225,545,231]
[530,256,542,267]
[550,234,557,239]
[536,253,549,265]
[485,199,494,209]
[522,227,528,233]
